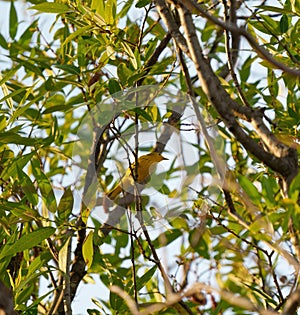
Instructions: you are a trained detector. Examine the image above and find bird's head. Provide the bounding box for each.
[143,152,168,163]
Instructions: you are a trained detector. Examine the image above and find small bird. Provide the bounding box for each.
[107,152,168,200]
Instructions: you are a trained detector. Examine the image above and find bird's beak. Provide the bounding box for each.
[161,155,168,160]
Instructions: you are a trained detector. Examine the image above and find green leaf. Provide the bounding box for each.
[2,151,35,181]
[279,15,289,33]
[118,0,133,18]
[136,266,157,291]
[62,25,93,47]
[0,33,8,49]
[289,172,300,201]
[28,252,52,276]
[54,64,80,75]
[0,227,55,260]
[31,168,57,213]
[44,77,55,91]
[57,187,74,223]
[170,217,189,230]
[209,226,227,235]
[152,229,182,247]
[135,0,151,8]
[19,21,37,45]
[110,281,124,310]
[180,71,188,93]
[159,183,170,195]
[238,175,261,204]
[108,78,122,95]
[239,56,256,82]
[261,176,277,206]
[17,168,39,205]
[10,206,40,223]
[29,2,70,13]
[0,85,27,106]
[12,57,44,77]
[144,38,158,61]
[91,0,105,17]
[42,104,73,115]
[77,38,85,67]
[129,107,153,122]
[259,14,280,35]
[0,132,44,146]
[104,0,116,25]
[0,115,6,132]
[190,234,209,258]
[258,5,294,14]
[117,63,133,85]
[9,1,18,39]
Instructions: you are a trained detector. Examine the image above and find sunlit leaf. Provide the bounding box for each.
[83,231,94,269]
[59,237,71,273]
[29,2,70,13]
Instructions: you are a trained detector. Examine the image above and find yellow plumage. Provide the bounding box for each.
[107,152,167,200]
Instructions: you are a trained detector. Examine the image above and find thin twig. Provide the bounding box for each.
[266,251,284,304]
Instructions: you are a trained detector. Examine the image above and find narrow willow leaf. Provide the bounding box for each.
[2,152,35,181]
[59,237,71,273]
[120,42,137,69]
[0,115,6,132]
[0,33,8,49]
[279,15,289,33]
[62,25,93,48]
[238,175,261,204]
[108,78,122,95]
[0,227,55,260]
[29,3,70,13]
[104,0,116,25]
[83,231,94,269]
[135,0,151,8]
[17,168,39,206]
[0,86,28,107]
[37,172,57,213]
[57,187,74,223]
[0,132,43,146]
[9,0,18,39]
[136,266,157,291]
[117,63,132,84]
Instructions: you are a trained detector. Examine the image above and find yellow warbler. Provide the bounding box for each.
[107,152,168,200]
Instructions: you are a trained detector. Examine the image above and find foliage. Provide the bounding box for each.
[0,0,299,314]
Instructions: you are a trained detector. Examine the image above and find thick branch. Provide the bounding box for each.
[156,0,298,189]
[0,282,15,315]
[155,0,189,54]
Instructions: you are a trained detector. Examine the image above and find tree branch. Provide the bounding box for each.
[156,0,297,193]
[178,0,300,77]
